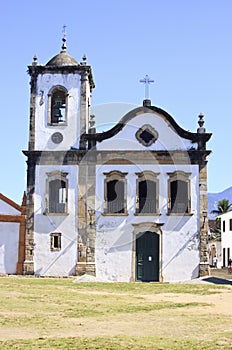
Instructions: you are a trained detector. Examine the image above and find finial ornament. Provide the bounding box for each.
[89,114,95,128]
[61,25,67,52]
[32,55,38,66]
[197,113,206,134]
[140,74,154,100]
[82,54,87,65]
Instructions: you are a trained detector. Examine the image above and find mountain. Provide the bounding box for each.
[208,186,232,218]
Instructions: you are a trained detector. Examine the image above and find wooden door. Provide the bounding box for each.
[136,231,159,282]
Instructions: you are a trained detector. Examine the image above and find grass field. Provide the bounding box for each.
[0,277,231,349]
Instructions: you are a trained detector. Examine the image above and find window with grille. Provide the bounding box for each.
[104,171,128,215]
[49,179,66,213]
[45,171,68,215]
[135,172,159,214]
[167,171,191,214]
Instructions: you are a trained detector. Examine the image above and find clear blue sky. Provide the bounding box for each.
[1,0,231,203]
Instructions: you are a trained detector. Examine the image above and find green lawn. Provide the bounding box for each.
[0,277,231,349]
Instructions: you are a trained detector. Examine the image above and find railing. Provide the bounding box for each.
[138,198,157,214]
[106,201,125,214]
[170,200,188,213]
[49,202,66,214]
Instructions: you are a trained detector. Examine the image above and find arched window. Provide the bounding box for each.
[135,172,160,214]
[167,171,191,214]
[103,171,128,215]
[45,171,68,214]
[48,86,68,124]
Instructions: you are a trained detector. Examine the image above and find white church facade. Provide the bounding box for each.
[22,36,212,282]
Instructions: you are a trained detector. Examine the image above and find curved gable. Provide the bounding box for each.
[83,105,211,151]
[83,105,212,151]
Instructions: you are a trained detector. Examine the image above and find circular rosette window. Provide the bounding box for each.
[51,132,63,144]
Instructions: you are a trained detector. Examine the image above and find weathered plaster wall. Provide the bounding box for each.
[95,164,200,282]
[35,73,81,150]
[34,165,78,276]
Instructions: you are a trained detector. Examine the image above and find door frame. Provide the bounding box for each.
[131,222,163,282]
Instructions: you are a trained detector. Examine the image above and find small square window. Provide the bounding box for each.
[50,232,61,251]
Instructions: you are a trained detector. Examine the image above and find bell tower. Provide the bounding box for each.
[27,32,94,152]
[23,33,95,275]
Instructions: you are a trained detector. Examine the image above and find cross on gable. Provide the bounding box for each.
[139,75,154,100]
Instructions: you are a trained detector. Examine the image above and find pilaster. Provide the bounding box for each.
[79,70,90,150]
[85,151,96,275]
[76,151,96,276]
[199,161,209,276]
[16,192,27,274]
[28,65,38,151]
[76,159,88,275]
[23,158,35,275]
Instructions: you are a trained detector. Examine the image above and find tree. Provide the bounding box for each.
[211,199,232,215]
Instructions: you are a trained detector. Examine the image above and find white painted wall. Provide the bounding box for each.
[35,73,81,150]
[219,211,232,266]
[0,197,21,274]
[0,199,21,215]
[95,163,200,282]
[97,113,197,151]
[34,165,78,276]
[0,222,20,274]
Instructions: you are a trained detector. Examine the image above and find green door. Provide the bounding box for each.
[136,231,159,282]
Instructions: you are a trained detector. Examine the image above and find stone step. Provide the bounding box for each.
[209,268,232,280]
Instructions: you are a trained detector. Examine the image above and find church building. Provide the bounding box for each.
[22,35,212,282]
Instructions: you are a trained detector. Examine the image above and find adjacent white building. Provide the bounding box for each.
[22,36,212,282]
[217,211,232,267]
[0,193,26,274]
